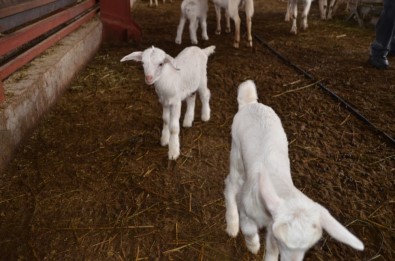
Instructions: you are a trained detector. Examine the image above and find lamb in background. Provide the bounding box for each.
[319,0,349,20]
[285,0,314,34]
[175,0,209,45]
[149,0,172,7]
[212,0,254,48]
[225,80,364,260]
[120,46,215,160]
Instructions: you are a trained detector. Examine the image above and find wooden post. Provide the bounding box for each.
[100,0,142,43]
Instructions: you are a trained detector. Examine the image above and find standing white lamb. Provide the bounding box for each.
[224,80,364,260]
[120,46,215,160]
[212,0,254,48]
[285,0,343,32]
[175,0,209,45]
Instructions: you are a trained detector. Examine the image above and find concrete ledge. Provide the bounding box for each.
[0,17,102,172]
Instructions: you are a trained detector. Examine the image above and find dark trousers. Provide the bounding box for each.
[371,0,395,55]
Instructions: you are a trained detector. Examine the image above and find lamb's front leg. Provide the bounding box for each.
[168,102,181,160]
[200,17,209,41]
[214,4,222,35]
[290,0,298,34]
[183,93,196,127]
[233,14,241,48]
[161,105,170,146]
[240,211,260,254]
[264,228,280,261]
[301,0,312,31]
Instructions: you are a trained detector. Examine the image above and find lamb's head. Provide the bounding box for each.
[120,46,178,85]
[269,197,324,261]
[259,174,364,261]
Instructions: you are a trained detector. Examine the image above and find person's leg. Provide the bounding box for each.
[389,35,395,56]
[370,0,395,68]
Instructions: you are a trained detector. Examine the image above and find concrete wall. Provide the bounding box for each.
[0,17,102,172]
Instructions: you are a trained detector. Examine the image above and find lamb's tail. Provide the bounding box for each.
[237,80,258,109]
[203,45,216,57]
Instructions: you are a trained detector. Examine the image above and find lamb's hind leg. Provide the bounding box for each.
[183,93,196,127]
[214,4,222,35]
[224,145,242,237]
[198,80,211,122]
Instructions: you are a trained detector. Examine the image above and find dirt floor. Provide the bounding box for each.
[0,0,394,260]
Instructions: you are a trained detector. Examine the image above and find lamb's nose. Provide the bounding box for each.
[145,75,153,83]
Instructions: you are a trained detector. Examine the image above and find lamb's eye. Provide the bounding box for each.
[159,63,163,67]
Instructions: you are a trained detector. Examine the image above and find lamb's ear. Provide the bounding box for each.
[259,170,283,214]
[272,222,289,244]
[164,54,180,70]
[120,51,143,62]
[319,206,364,251]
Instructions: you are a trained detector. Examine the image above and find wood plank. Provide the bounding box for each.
[0,8,98,82]
[0,0,95,57]
[0,0,56,19]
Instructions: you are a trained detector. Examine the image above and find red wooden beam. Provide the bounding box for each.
[0,0,96,57]
[0,8,98,82]
[100,0,142,43]
[0,0,56,19]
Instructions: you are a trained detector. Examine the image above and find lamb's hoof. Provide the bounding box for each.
[168,150,180,160]
[175,39,181,45]
[215,30,221,35]
[233,41,240,48]
[201,114,210,122]
[191,40,198,45]
[225,28,231,34]
[246,241,260,255]
[226,223,239,238]
[183,120,193,128]
[290,28,297,35]
[161,135,170,146]
[247,40,253,48]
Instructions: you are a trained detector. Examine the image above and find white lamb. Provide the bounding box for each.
[224,80,364,260]
[285,0,314,34]
[175,0,209,45]
[211,0,254,48]
[120,46,215,160]
[285,0,343,31]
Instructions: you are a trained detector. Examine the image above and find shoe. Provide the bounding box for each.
[369,55,389,69]
[370,41,390,69]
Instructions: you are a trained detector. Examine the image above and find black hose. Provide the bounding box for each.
[252,32,395,147]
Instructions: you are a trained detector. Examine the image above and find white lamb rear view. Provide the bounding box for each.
[120,46,215,160]
[175,0,209,45]
[224,80,364,260]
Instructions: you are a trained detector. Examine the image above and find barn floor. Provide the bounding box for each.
[1,0,394,260]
